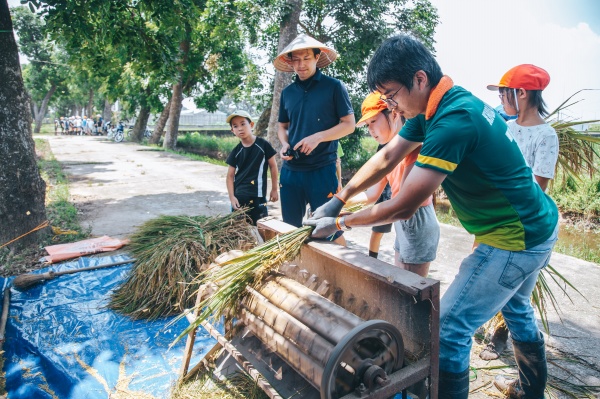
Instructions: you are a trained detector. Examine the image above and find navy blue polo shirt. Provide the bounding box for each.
[278,69,354,171]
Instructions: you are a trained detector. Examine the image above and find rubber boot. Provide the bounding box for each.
[438,369,469,399]
[494,335,547,399]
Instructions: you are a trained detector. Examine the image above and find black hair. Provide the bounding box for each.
[367,34,442,92]
[500,88,548,117]
[528,90,548,117]
[380,109,406,130]
[287,48,321,59]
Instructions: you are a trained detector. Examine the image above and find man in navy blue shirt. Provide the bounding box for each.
[274,34,355,230]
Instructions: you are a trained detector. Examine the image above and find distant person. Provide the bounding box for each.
[344,92,440,274]
[274,34,355,241]
[479,65,559,396]
[54,118,59,135]
[226,110,279,226]
[75,116,82,135]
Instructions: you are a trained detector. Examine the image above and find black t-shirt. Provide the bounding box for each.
[278,69,354,171]
[226,137,277,198]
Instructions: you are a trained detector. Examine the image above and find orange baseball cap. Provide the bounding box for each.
[356,92,388,127]
[487,64,550,91]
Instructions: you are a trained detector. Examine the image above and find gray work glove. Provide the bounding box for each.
[310,196,344,220]
[303,217,339,239]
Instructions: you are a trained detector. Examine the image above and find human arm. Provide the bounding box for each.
[339,135,420,204]
[226,166,240,209]
[336,157,343,193]
[293,114,355,155]
[309,136,419,220]
[278,122,293,160]
[268,156,279,202]
[534,175,551,192]
[344,179,387,207]
[308,166,445,238]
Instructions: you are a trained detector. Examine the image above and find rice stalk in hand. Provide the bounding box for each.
[531,264,587,334]
[173,226,313,344]
[109,210,257,320]
[342,202,369,213]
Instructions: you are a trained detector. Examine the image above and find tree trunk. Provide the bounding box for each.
[150,96,171,145]
[163,28,190,150]
[102,99,112,123]
[130,104,150,142]
[0,0,49,250]
[254,104,271,137]
[32,101,39,128]
[267,0,302,164]
[163,81,183,150]
[86,88,94,118]
[33,84,57,133]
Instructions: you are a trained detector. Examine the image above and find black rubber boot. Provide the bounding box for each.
[438,369,470,399]
[494,335,547,399]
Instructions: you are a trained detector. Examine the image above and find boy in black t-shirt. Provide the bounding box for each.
[226,110,279,225]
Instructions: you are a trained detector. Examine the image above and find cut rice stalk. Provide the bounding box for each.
[109,210,257,320]
[173,226,313,344]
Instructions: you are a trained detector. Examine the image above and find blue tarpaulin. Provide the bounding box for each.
[1,255,215,399]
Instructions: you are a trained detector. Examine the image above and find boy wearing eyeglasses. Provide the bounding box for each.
[306,35,558,399]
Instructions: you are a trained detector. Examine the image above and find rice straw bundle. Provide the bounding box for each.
[175,226,313,342]
[109,211,258,320]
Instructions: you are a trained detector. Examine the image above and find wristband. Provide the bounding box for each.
[338,216,352,231]
[335,217,342,230]
[334,194,346,205]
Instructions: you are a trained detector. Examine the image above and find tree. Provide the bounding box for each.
[0,0,49,250]
[265,0,302,156]
[252,0,439,163]
[11,5,68,132]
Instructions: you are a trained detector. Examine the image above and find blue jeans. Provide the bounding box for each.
[439,223,558,373]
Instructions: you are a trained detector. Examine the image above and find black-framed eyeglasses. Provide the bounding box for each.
[379,87,402,107]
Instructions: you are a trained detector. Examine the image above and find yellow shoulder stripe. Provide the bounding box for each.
[417,154,458,172]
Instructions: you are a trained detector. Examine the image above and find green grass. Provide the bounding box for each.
[33,123,58,135]
[549,173,600,218]
[342,135,379,172]
[144,134,235,166]
[435,198,600,264]
[177,132,238,154]
[0,140,88,277]
[35,139,89,240]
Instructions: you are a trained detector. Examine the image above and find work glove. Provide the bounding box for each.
[303,217,339,239]
[310,196,344,220]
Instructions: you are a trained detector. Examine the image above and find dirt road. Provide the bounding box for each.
[46,135,600,397]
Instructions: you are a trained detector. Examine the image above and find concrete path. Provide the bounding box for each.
[45,135,600,397]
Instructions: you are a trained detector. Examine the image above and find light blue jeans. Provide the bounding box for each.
[439,223,559,373]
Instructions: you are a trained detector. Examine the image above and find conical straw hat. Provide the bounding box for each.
[273,34,338,72]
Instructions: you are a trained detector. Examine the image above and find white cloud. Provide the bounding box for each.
[431,0,600,121]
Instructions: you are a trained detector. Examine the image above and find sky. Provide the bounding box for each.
[428,0,600,121]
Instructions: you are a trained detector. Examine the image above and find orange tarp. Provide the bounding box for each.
[43,236,130,263]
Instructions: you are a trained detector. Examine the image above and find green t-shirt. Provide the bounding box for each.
[400,86,558,251]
